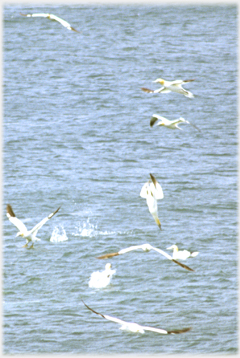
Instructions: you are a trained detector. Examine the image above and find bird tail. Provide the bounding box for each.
[190,252,199,257]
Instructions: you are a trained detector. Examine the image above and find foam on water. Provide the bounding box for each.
[50,225,68,243]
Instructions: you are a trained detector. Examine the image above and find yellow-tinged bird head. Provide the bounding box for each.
[153,78,165,85]
[167,245,178,251]
[105,263,112,270]
[16,232,24,237]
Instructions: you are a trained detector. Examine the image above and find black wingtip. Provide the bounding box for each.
[168,327,192,334]
[172,259,195,272]
[7,204,15,217]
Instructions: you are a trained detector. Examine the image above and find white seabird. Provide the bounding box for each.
[141,78,195,98]
[20,12,80,32]
[89,263,116,288]
[167,245,199,260]
[150,114,201,132]
[140,173,163,230]
[82,300,192,335]
[96,243,194,272]
[6,204,61,248]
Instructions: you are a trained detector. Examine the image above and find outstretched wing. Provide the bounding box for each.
[97,252,119,259]
[151,246,195,272]
[82,300,125,325]
[49,14,80,32]
[97,244,147,259]
[141,87,154,93]
[6,204,28,234]
[154,88,171,93]
[29,206,61,235]
[20,13,50,18]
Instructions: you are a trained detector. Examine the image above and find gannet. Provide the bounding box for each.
[150,114,201,132]
[6,204,61,248]
[82,300,192,335]
[89,263,116,288]
[96,243,194,272]
[167,245,199,260]
[20,12,80,32]
[140,173,163,230]
[141,78,195,98]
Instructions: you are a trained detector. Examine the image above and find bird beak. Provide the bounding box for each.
[167,246,172,250]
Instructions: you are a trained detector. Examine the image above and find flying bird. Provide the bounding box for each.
[20,12,80,32]
[89,263,116,288]
[140,173,163,230]
[6,204,61,248]
[150,114,201,132]
[96,243,194,272]
[167,245,199,260]
[141,78,195,98]
[82,300,192,335]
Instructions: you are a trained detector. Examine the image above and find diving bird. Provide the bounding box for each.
[141,78,195,98]
[150,114,201,132]
[96,243,194,272]
[89,263,116,288]
[82,300,192,335]
[140,173,163,230]
[6,204,61,248]
[167,245,199,260]
[20,12,80,32]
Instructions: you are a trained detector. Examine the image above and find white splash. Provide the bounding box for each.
[50,225,68,242]
[73,218,119,237]
[88,263,116,289]
[73,218,97,237]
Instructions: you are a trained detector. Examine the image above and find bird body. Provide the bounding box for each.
[6,204,60,248]
[142,78,195,98]
[150,114,201,132]
[20,12,80,32]
[140,174,163,230]
[89,263,116,288]
[167,245,199,260]
[82,300,192,335]
[96,243,194,272]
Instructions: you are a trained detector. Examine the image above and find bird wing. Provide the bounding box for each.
[149,174,164,200]
[151,246,194,272]
[142,325,192,335]
[183,79,195,83]
[119,244,147,254]
[170,80,184,86]
[141,87,155,93]
[96,252,119,259]
[29,206,60,235]
[6,204,28,233]
[154,87,171,93]
[82,300,125,325]
[49,14,79,32]
[140,181,150,199]
[140,325,168,334]
[20,13,50,18]
[49,14,70,26]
